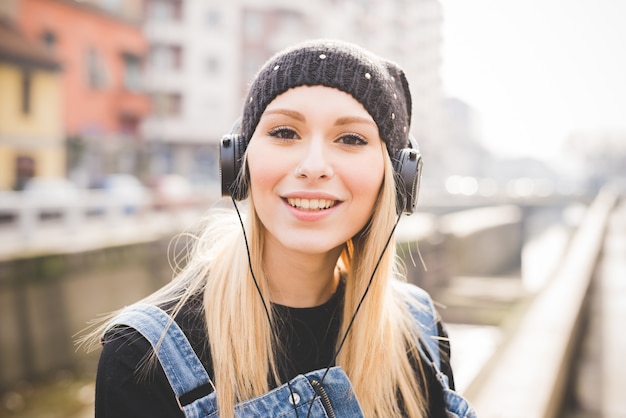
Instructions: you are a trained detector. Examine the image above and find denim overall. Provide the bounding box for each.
[106,283,476,417]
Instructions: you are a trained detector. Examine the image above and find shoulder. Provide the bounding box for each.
[100,323,151,361]
[392,280,433,304]
[99,304,169,377]
[391,281,457,388]
[392,280,439,327]
[99,324,155,391]
[102,296,210,365]
[391,280,443,363]
[102,298,206,348]
[97,320,183,417]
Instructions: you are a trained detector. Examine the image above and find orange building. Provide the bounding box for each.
[0,16,64,190]
[16,0,150,182]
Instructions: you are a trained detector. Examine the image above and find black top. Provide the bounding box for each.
[95,284,455,417]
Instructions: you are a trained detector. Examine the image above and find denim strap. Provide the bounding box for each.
[397,281,442,369]
[104,292,475,417]
[399,283,479,417]
[106,303,214,411]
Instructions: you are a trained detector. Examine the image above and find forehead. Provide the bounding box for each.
[262,85,374,120]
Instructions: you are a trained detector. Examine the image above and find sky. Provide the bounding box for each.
[438,0,626,161]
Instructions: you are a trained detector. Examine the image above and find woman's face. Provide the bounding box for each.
[246,85,385,256]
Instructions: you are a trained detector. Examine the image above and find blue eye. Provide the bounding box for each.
[337,134,367,146]
[268,126,299,140]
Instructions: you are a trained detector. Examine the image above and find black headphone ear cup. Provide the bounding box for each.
[392,137,423,215]
[219,133,248,200]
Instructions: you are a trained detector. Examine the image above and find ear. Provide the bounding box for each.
[219,133,247,199]
[219,118,249,200]
[392,135,422,215]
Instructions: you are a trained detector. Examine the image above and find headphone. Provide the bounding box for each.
[222,121,423,417]
[220,123,423,215]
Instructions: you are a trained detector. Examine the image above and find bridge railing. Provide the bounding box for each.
[0,190,214,260]
[463,186,617,417]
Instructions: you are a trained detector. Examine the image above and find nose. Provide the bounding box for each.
[294,139,334,181]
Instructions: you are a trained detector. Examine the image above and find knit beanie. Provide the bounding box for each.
[240,39,413,156]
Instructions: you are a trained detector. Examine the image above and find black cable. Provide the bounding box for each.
[231,197,301,418]
[305,210,403,418]
[233,196,403,417]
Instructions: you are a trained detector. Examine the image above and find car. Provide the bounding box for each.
[151,174,196,210]
[21,176,83,219]
[22,176,81,200]
[96,174,151,214]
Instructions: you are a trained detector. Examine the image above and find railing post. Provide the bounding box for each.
[65,201,82,235]
[464,187,617,418]
[19,200,37,244]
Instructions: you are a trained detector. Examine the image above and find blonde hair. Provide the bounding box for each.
[81,147,428,417]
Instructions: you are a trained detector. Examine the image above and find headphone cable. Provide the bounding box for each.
[233,196,402,417]
[305,209,402,418]
[231,197,301,418]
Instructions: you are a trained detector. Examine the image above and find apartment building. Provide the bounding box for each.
[16,0,150,185]
[139,0,444,187]
[317,0,446,172]
[0,10,63,190]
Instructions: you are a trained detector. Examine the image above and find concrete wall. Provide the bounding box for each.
[397,206,524,289]
[0,205,526,389]
[0,238,178,389]
[439,205,523,277]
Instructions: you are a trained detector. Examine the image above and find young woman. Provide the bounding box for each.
[86,39,476,418]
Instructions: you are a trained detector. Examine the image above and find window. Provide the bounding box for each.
[275,10,303,36]
[119,114,140,136]
[15,155,35,190]
[206,8,220,27]
[123,53,142,91]
[100,0,122,13]
[41,30,56,51]
[152,92,182,117]
[243,10,264,40]
[86,48,107,88]
[145,0,182,21]
[150,45,182,70]
[21,71,32,114]
[206,55,219,74]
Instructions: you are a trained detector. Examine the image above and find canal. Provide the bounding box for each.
[0,203,577,417]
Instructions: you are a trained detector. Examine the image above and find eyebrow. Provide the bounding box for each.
[262,110,376,128]
[335,116,377,128]
[261,109,305,122]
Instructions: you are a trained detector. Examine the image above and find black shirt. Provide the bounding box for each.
[96,286,454,417]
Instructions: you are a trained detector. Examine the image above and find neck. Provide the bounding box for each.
[264,244,343,308]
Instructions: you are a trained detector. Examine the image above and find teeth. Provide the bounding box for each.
[287,198,335,210]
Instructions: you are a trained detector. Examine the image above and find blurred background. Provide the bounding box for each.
[0,0,624,417]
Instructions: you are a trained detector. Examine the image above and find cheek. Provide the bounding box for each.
[247,148,289,197]
[344,157,385,205]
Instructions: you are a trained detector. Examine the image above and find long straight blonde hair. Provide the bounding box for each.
[82,147,429,417]
[198,147,428,417]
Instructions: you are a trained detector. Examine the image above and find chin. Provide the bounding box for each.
[279,235,346,256]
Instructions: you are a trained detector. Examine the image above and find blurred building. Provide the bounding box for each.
[137,0,445,188]
[140,0,240,186]
[441,97,491,177]
[0,12,63,190]
[317,0,446,172]
[564,130,626,191]
[15,0,150,186]
[2,0,446,190]
[76,0,143,22]
[139,1,314,187]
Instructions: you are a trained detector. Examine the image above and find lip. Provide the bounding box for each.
[280,192,343,221]
[281,191,341,201]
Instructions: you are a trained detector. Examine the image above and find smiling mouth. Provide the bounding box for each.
[286,198,337,210]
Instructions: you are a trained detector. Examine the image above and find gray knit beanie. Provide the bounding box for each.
[241,39,412,156]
